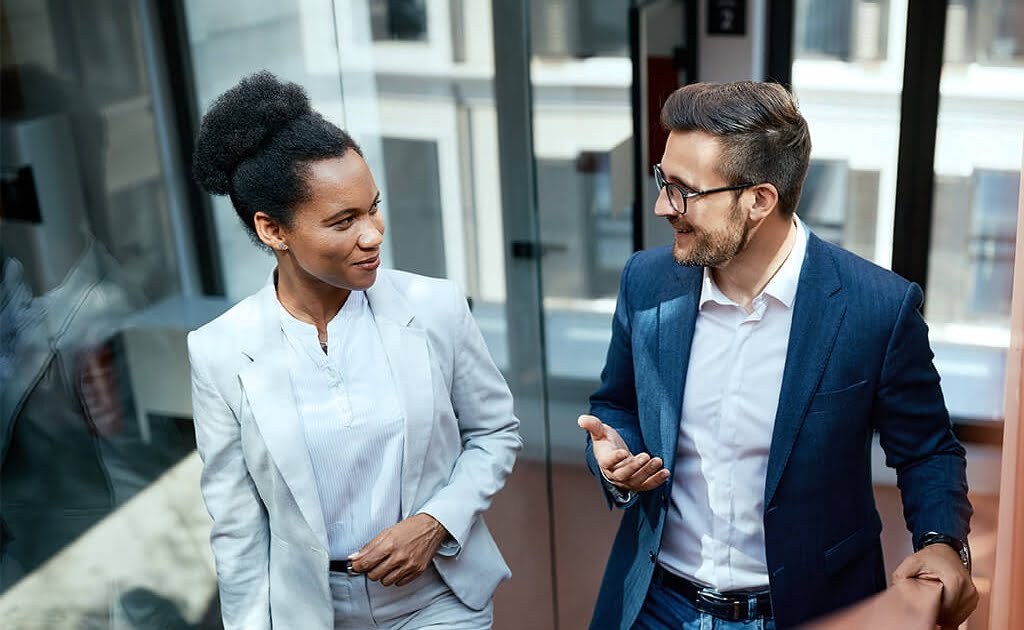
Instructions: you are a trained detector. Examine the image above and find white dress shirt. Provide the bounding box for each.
[278,290,405,560]
[658,219,807,591]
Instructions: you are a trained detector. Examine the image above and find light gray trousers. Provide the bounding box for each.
[330,565,493,629]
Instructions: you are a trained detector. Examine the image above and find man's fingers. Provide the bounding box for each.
[610,454,664,484]
[578,415,605,440]
[605,454,669,492]
[597,448,631,472]
[635,468,671,492]
[606,453,652,483]
[891,555,921,583]
[625,456,665,483]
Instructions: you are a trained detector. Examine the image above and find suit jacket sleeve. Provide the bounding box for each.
[873,282,972,543]
[188,334,271,630]
[587,253,646,509]
[416,282,522,552]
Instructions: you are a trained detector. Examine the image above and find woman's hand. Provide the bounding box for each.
[349,514,449,586]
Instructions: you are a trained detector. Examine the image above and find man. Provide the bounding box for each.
[578,81,976,629]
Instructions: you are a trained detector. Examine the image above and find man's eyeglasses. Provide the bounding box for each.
[653,163,755,215]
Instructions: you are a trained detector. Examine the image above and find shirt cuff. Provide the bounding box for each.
[416,510,462,557]
[600,469,634,504]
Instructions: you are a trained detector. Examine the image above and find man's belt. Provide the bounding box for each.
[654,566,773,621]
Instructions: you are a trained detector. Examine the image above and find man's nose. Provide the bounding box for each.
[653,189,676,218]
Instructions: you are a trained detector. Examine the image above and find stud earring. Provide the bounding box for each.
[278,243,288,251]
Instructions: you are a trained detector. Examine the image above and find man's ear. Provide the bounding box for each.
[748,183,780,222]
[253,211,287,251]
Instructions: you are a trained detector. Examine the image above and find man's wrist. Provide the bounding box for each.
[917,531,971,573]
[600,469,633,503]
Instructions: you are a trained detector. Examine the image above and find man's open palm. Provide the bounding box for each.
[579,414,670,493]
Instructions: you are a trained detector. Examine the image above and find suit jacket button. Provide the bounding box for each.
[649,551,656,563]
[661,493,668,507]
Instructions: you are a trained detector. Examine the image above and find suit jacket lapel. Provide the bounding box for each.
[764,235,846,507]
[656,265,702,469]
[367,272,435,518]
[238,283,329,546]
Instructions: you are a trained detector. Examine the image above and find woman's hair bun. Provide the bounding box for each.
[193,71,312,196]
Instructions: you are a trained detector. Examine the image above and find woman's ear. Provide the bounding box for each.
[253,211,287,252]
[748,183,780,222]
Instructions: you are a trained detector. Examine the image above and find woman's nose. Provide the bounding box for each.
[359,225,383,248]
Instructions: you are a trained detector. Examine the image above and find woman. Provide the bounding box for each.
[189,71,521,630]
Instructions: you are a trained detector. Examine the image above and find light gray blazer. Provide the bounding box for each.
[188,269,521,630]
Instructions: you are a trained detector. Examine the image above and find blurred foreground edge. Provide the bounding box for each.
[799,578,944,630]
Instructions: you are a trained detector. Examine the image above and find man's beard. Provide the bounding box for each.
[673,201,751,267]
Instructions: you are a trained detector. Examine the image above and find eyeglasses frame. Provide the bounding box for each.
[653,163,757,215]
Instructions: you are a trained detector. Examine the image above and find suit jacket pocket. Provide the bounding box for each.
[808,380,869,415]
[824,511,883,574]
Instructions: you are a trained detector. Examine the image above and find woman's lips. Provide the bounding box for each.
[354,255,380,271]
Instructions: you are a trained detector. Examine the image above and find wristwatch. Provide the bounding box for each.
[917,531,971,574]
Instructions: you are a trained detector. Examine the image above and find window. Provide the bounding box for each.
[370,0,427,42]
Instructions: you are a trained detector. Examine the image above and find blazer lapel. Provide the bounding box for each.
[367,272,435,518]
[764,235,846,507]
[238,284,328,546]
[656,265,702,470]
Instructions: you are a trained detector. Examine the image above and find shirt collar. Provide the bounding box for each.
[277,290,367,337]
[699,217,807,311]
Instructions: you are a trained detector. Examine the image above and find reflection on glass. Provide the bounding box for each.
[1,1,209,626]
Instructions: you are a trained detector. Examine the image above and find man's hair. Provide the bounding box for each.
[660,81,811,216]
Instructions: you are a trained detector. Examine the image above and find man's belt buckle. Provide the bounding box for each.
[696,587,742,621]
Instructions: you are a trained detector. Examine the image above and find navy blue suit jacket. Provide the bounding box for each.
[586,231,971,629]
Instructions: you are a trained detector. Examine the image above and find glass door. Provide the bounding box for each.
[327,1,557,627]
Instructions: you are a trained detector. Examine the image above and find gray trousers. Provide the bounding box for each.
[330,565,493,629]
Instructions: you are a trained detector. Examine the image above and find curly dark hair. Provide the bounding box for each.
[661,81,811,216]
[192,71,362,247]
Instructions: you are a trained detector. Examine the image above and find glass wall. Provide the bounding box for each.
[791,0,907,265]
[0,0,217,627]
[529,2,634,627]
[925,1,1023,622]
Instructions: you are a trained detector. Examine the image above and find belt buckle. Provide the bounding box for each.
[697,587,742,621]
[342,559,361,576]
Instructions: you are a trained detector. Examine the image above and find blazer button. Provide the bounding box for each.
[660,493,668,507]
[649,551,656,563]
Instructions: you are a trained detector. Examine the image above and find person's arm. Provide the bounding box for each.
[412,282,523,549]
[351,281,521,587]
[583,254,668,508]
[189,335,271,630]
[874,282,976,626]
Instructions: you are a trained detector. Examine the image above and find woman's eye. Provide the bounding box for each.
[333,217,354,229]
